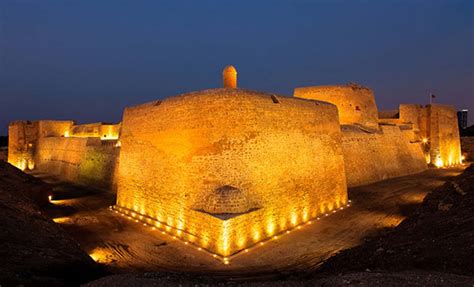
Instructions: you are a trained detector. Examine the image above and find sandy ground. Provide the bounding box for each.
[0,161,101,286]
[34,166,466,280]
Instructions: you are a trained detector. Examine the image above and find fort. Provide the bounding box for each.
[7,66,462,259]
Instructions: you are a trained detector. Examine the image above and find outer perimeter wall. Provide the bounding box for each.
[294,84,379,129]
[8,121,120,190]
[35,137,119,189]
[341,124,427,187]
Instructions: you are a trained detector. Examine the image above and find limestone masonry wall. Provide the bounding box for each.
[116,88,348,256]
[397,104,462,167]
[8,120,120,189]
[341,124,427,187]
[294,83,379,129]
[429,104,462,166]
[35,137,119,189]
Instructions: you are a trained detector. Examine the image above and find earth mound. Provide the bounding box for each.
[0,161,103,286]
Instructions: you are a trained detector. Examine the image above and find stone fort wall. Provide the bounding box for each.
[294,84,379,129]
[116,88,348,256]
[396,104,462,167]
[35,137,119,189]
[8,121,120,189]
[341,124,426,187]
[293,84,428,187]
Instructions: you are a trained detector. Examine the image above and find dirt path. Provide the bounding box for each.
[35,166,466,279]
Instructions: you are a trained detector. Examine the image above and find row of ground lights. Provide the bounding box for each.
[109,200,352,265]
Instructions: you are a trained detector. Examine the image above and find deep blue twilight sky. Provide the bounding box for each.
[0,0,473,135]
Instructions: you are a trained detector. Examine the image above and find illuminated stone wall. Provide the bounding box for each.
[8,120,73,171]
[398,104,462,167]
[8,120,119,189]
[428,104,462,166]
[35,137,119,189]
[116,88,348,256]
[294,83,379,129]
[69,122,121,140]
[294,85,428,186]
[341,124,427,187]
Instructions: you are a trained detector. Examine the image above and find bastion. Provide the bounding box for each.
[116,87,348,257]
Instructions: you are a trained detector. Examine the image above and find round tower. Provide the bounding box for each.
[222,65,237,88]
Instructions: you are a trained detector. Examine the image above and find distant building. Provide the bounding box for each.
[457,109,468,129]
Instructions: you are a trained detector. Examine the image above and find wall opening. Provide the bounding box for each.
[270,95,280,104]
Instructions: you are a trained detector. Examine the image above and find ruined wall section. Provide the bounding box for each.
[429,104,462,166]
[34,137,120,189]
[397,104,461,166]
[8,120,73,170]
[70,122,121,139]
[117,88,348,256]
[294,84,379,129]
[399,104,430,140]
[8,120,119,189]
[342,124,427,187]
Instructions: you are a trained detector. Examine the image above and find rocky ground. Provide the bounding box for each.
[0,161,104,286]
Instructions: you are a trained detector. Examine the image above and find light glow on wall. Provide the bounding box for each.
[27,160,35,170]
[110,200,352,264]
[16,159,27,171]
